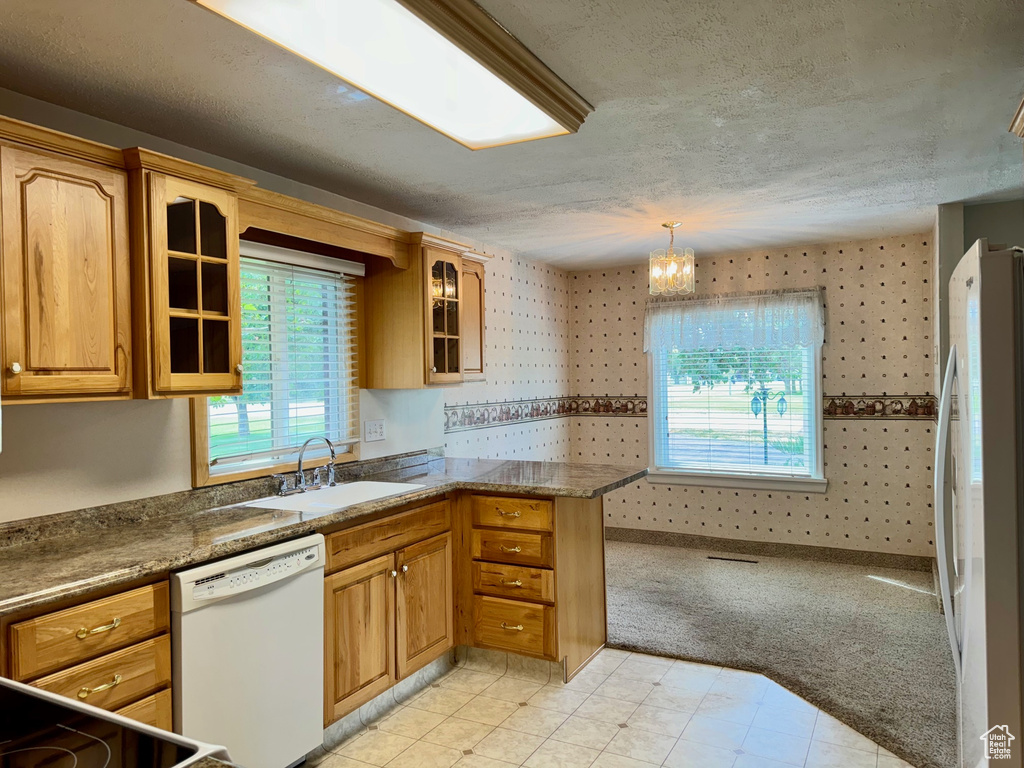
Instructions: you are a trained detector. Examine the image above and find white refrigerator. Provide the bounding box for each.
[936,238,1024,767]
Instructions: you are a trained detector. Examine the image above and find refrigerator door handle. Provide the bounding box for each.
[934,344,961,678]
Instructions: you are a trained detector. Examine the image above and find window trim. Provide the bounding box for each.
[189,248,363,488]
[645,320,827,494]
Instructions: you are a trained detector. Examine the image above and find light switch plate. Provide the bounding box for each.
[364,419,386,442]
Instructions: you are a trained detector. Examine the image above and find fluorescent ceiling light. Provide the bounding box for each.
[195,0,574,149]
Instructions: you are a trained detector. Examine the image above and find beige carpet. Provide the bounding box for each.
[605,539,957,768]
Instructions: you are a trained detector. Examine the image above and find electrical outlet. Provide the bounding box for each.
[363,419,386,442]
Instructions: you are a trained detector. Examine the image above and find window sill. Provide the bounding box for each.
[646,469,829,493]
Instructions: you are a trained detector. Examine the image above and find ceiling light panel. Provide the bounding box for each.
[195,0,571,149]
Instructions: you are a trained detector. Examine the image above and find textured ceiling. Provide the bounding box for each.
[0,0,1022,267]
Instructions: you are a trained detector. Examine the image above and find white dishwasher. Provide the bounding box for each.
[171,534,325,768]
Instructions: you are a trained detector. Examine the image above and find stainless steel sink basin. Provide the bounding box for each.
[244,481,426,513]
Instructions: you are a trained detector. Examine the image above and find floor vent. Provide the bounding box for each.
[707,555,759,564]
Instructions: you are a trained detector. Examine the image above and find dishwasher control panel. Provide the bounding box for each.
[190,544,322,601]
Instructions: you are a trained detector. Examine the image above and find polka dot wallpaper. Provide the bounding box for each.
[570,233,936,557]
[444,252,572,461]
[442,233,937,557]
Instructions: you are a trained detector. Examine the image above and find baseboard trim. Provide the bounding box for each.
[604,527,933,572]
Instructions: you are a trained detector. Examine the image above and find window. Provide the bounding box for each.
[645,290,826,491]
[193,244,361,484]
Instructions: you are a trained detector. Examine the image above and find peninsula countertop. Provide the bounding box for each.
[0,457,646,617]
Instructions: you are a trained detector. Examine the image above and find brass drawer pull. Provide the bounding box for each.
[78,674,122,699]
[497,509,521,518]
[499,545,522,554]
[501,622,524,632]
[76,617,121,640]
[500,579,523,587]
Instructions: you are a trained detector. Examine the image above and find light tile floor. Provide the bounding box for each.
[312,648,916,768]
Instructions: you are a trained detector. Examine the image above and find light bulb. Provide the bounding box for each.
[667,261,678,275]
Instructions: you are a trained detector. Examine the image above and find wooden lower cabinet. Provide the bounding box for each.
[473,596,554,658]
[9,583,170,681]
[323,554,396,725]
[32,635,172,713]
[464,494,607,682]
[116,688,173,730]
[4,580,174,730]
[323,514,454,726]
[396,533,454,679]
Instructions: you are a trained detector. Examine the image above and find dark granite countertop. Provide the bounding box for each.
[0,457,645,617]
[189,759,238,768]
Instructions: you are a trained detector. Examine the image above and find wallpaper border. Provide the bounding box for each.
[444,394,938,433]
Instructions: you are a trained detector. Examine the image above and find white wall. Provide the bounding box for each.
[0,399,193,519]
[359,389,445,461]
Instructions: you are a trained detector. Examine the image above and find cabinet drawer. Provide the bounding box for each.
[32,635,172,712]
[473,562,554,603]
[471,496,552,532]
[10,583,170,681]
[473,596,554,658]
[471,529,552,567]
[327,500,450,573]
[116,688,173,730]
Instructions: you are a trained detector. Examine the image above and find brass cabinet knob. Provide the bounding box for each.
[431,366,437,373]
[236,364,244,374]
[9,362,22,375]
[401,565,409,573]
[390,570,398,578]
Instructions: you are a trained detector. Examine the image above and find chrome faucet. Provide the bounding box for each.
[277,436,337,495]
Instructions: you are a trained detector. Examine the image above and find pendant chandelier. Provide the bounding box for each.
[649,221,694,296]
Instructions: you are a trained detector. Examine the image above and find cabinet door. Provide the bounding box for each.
[461,260,485,381]
[424,247,463,385]
[148,174,241,395]
[396,532,454,679]
[324,554,396,725]
[0,145,131,399]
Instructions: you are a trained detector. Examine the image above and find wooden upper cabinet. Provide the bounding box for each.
[124,149,251,398]
[0,144,132,401]
[425,246,463,385]
[147,175,241,394]
[363,233,488,389]
[461,258,486,381]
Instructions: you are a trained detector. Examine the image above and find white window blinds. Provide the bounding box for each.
[645,290,825,480]
[207,255,358,473]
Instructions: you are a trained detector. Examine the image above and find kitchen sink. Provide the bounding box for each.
[244,481,427,513]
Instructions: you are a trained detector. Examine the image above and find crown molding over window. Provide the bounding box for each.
[395,0,593,134]
[237,186,413,268]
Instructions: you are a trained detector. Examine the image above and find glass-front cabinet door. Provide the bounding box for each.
[424,246,463,385]
[149,174,242,395]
